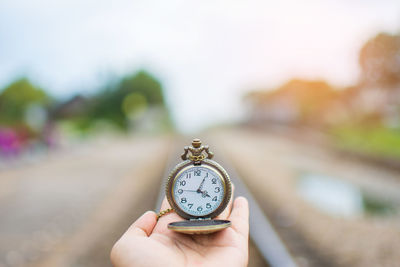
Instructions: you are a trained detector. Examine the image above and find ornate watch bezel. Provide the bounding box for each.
[166,159,232,220]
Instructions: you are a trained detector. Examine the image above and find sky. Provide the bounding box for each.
[0,0,400,132]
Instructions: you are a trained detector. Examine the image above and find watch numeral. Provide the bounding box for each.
[178,189,183,194]
[212,178,217,184]
[197,206,203,212]
[214,187,220,193]
[180,198,187,203]
[205,172,208,178]
[206,203,211,209]
[180,180,186,186]
[194,170,201,176]
[186,173,191,179]
[188,203,193,209]
[212,196,218,201]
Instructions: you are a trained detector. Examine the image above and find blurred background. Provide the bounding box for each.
[1,0,400,266]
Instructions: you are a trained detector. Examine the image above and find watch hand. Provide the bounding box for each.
[200,190,211,198]
[181,189,210,197]
[197,177,206,193]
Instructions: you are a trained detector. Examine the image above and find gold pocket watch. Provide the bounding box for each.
[165,139,232,234]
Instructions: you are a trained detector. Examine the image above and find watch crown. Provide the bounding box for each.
[181,138,214,162]
[192,138,201,148]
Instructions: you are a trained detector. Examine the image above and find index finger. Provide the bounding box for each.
[228,196,249,238]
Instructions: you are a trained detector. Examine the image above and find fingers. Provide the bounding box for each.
[228,197,249,238]
[215,183,235,220]
[126,211,157,237]
[111,211,157,266]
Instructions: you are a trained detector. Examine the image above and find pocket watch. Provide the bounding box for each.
[165,139,232,234]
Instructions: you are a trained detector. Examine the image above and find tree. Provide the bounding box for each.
[88,70,169,130]
[0,78,51,126]
[359,33,400,87]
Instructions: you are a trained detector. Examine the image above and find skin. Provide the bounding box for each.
[110,194,249,267]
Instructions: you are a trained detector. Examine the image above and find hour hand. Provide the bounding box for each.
[201,190,211,198]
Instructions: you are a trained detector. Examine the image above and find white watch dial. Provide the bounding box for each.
[173,166,225,217]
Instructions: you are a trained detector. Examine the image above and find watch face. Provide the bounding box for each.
[173,165,225,217]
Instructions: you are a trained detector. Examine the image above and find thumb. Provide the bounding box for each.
[126,211,157,237]
[228,197,249,239]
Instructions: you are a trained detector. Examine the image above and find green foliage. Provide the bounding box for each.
[85,70,170,131]
[362,194,397,217]
[328,33,400,159]
[119,71,165,106]
[330,125,400,159]
[122,92,147,117]
[0,78,51,126]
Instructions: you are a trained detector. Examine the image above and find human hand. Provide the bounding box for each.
[110,195,249,267]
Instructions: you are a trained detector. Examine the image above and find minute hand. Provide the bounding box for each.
[197,177,206,193]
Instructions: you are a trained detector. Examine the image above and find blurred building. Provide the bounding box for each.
[244,79,348,127]
[245,32,400,130]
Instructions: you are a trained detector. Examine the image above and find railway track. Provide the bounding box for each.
[10,131,395,266]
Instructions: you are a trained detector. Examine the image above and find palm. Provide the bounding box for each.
[111,197,249,267]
